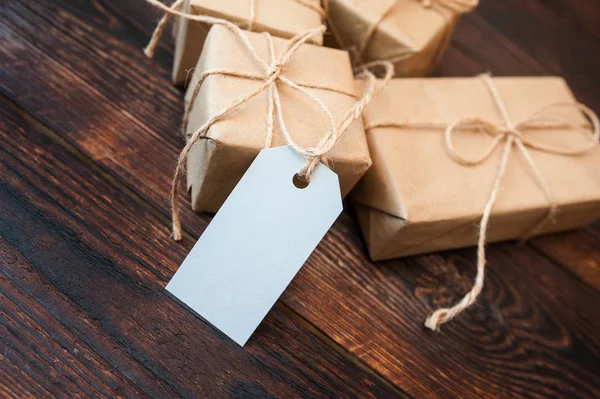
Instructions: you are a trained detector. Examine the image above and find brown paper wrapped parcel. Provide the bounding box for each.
[352,77,600,261]
[184,25,371,212]
[326,0,477,77]
[173,0,324,84]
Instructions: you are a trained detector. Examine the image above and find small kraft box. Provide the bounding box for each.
[351,76,600,261]
[183,24,372,213]
[173,0,324,85]
[326,0,477,77]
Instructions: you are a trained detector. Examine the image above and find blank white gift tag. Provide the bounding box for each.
[166,146,342,346]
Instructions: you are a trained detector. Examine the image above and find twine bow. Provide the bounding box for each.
[366,74,599,330]
[356,0,478,65]
[143,0,393,240]
[425,74,599,330]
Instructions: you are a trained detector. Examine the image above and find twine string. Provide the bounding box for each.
[171,25,324,240]
[356,0,479,64]
[144,0,186,58]
[144,0,325,57]
[298,62,394,178]
[366,74,599,330]
[144,0,393,240]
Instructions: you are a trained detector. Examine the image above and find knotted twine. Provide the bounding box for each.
[144,0,394,241]
[144,0,326,58]
[366,73,600,330]
[354,0,479,66]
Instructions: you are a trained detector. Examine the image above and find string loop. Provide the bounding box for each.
[144,0,325,58]
[144,1,393,240]
[426,74,600,330]
[366,74,599,330]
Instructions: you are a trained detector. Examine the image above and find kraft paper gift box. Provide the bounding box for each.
[173,0,324,85]
[183,25,371,212]
[326,0,477,77]
[351,77,600,261]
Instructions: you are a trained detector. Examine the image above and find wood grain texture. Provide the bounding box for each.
[283,215,600,398]
[439,0,600,110]
[0,101,402,398]
[529,224,600,291]
[1,0,600,398]
[439,0,600,291]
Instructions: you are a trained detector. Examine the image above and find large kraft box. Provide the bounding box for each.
[173,0,324,85]
[184,25,371,212]
[352,77,600,261]
[326,0,476,77]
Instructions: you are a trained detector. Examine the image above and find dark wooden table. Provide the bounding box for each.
[2,1,600,398]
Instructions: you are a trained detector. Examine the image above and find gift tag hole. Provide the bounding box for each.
[292,174,309,189]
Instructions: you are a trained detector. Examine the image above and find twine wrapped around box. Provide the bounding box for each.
[325,0,478,76]
[144,0,393,240]
[148,0,326,84]
[357,0,477,62]
[145,0,326,58]
[364,74,599,329]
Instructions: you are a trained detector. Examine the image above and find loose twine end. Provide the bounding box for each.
[143,44,156,58]
[143,17,163,58]
[424,310,447,331]
[172,225,183,241]
[144,23,163,58]
[419,74,599,330]
[152,0,390,242]
[144,0,185,58]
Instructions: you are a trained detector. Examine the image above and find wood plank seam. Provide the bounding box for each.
[0,165,185,397]
[3,1,600,396]
[526,243,600,299]
[0,93,412,399]
[20,0,174,76]
[6,1,183,149]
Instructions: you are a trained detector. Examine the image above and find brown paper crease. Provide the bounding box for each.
[185,25,371,212]
[173,0,324,84]
[326,0,470,77]
[352,77,600,260]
